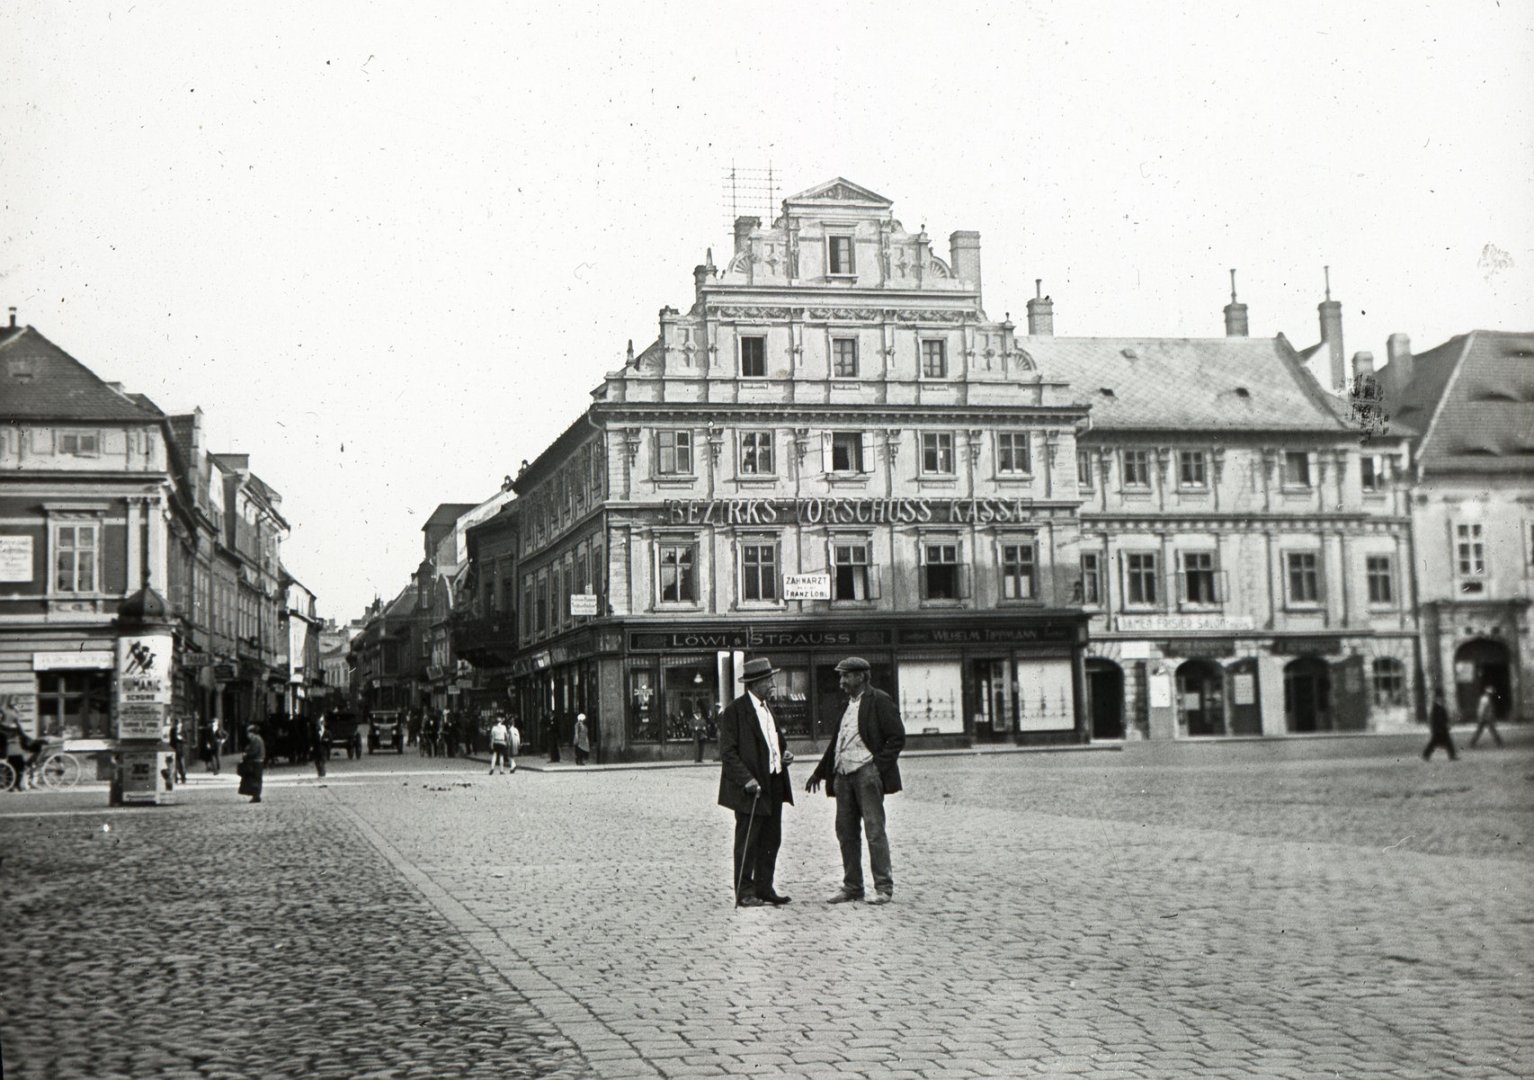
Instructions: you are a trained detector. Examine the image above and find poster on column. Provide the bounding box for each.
[116,633,173,740]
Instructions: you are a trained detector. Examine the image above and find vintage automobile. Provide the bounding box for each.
[367,709,406,754]
[323,711,364,760]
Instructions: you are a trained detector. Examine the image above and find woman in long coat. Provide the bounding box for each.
[238,723,266,803]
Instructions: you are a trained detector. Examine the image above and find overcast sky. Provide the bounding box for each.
[4,1,1531,621]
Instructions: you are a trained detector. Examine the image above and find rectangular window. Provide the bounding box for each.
[833,542,875,601]
[1366,555,1395,605]
[53,524,98,593]
[658,542,697,603]
[1178,450,1207,488]
[1181,551,1220,605]
[58,430,100,456]
[739,431,775,476]
[1283,451,1312,488]
[830,432,864,473]
[35,670,112,740]
[1372,659,1407,708]
[1000,543,1037,601]
[921,339,947,378]
[832,337,858,377]
[1287,552,1320,604]
[657,430,693,475]
[740,542,778,602]
[1123,450,1151,488]
[921,432,955,475]
[1455,523,1485,593]
[740,337,766,378]
[1126,552,1158,605]
[1360,455,1387,493]
[1077,450,1095,490]
[535,573,548,632]
[1079,552,1102,604]
[997,432,1031,475]
[921,542,961,600]
[828,235,855,275]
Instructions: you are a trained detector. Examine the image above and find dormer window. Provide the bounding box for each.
[827,234,855,276]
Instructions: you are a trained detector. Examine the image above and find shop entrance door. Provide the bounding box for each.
[1284,657,1333,732]
[1454,638,1512,721]
[1176,660,1227,736]
[1085,659,1125,740]
[969,659,1013,742]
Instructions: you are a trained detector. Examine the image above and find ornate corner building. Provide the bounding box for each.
[502,178,1093,760]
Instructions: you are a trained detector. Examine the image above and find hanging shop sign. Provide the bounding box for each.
[664,496,1037,528]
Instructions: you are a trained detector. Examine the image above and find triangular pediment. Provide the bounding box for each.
[784,177,892,206]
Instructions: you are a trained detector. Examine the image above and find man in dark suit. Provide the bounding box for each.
[806,656,905,905]
[717,657,795,908]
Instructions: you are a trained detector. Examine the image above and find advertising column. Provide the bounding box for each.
[115,632,175,805]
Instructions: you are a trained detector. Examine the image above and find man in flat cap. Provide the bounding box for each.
[806,656,906,905]
[717,657,795,907]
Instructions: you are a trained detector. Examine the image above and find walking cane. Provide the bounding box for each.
[734,787,760,902]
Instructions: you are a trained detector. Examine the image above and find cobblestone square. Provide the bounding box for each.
[2,735,1530,1079]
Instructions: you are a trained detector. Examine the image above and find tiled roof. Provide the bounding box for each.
[1021,336,1349,432]
[1382,330,1534,474]
[0,327,163,422]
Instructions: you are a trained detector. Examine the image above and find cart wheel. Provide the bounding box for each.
[42,752,81,789]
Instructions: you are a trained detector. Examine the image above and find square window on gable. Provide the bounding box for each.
[58,430,100,457]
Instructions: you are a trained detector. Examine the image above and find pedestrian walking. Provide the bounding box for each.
[168,712,189,785]
[508,718,521,773]
[237,723,265,803]
[547,713,561,764]
[489,715,511,775]
[203,715,222,775]
[1422,687,1457,761]
[574,713,591,766]
[311,712,328,778]
[717,657,794,908]
[1,697,29,792]
[806,656,906,906]
[1470,686,1504,748]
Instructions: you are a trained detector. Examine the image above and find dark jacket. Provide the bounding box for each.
[1429,701,1451,734]
[809,686,905,797]
[716,691,793,816]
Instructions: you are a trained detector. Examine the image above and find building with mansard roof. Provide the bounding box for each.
[1373,329,1534,723]
[502,178,1094,761]
[1028,283,1419,740]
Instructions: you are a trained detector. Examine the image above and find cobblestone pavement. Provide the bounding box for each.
[2,734,1531,1079]
[0,768,589,1080]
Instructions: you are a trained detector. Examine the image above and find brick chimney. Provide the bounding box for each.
[1352,351,1375,380]
[1026,280,1054,337]
[1382,332,1413,395]
[1223,269,1249,337]
[1317,266,1345,389]
[949,231,981,293]
[733,216,759,254]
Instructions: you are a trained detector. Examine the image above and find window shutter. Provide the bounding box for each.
[1117,550,1127,605]
[868,562,882,600]
[917,543,929,600]
[821,431,832,473]
[958,561,972,600]
[860,431,873,472]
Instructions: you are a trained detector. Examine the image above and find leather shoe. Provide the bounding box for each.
[866,892,892,906]
[826,889,864,904]
[762,892,792,906]
[736,895,768,908]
